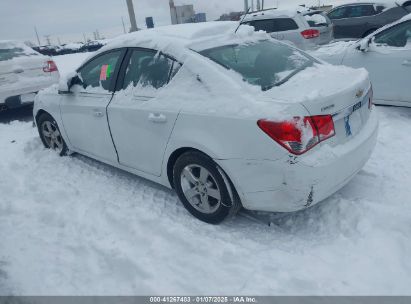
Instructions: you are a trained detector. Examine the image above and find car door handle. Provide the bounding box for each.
[148,113,167,123]
[402,60,411,66]
[93,110,104,117]
[13,68,24,74]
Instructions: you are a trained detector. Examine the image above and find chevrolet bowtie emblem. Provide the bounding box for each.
[356,89,364,98]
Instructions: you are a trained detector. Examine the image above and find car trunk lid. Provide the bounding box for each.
[261,63,372,146]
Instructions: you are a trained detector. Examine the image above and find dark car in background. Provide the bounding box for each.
[328,1,411,38]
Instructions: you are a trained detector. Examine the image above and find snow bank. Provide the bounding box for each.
[0,107,411,295]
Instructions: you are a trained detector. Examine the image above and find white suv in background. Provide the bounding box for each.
[241,8,334,49]
[0,41,59,112]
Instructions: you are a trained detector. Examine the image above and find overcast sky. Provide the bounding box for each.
[0,0,335,44]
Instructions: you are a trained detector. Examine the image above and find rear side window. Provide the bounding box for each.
[122,49,180,90]
[246,18,298,33]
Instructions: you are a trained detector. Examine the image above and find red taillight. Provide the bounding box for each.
[43,60,58,73]
[301,29,320,39]
[257,115,335,155]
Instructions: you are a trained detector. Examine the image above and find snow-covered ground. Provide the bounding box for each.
[1,51,411,296]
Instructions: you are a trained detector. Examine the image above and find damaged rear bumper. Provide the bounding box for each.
[217,110,378,213]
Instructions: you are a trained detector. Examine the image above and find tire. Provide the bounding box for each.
[37,112,68,156]
[173,151,241,224]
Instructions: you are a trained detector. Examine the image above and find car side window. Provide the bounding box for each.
[346,5,376,18]
[77,50,122,91]
[122,49,179,90]
[328,7,349,19]
[374,20,411,48]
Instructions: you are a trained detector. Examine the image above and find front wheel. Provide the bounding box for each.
[173,151,241,224]
[37,113,68,156]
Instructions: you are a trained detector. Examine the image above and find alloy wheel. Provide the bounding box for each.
[180,164,222,214]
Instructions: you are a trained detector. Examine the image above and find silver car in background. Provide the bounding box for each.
[0,41,59,111]
[241,8,334,50]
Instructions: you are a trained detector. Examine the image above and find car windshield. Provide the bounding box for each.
[199,40,314,91]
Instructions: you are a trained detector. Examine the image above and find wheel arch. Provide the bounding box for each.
[34,109,50,124]
[166,146,243,211]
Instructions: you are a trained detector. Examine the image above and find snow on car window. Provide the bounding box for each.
[0,47,32,61]
[304,13,328,27]
[200,40,314,91]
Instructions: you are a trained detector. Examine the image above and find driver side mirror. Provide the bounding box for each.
[358,37,373,52]
[58,72,82,94]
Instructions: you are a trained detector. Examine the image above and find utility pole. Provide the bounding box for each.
[44,35,51,46]
[257,0,261,11]
[262,0,264,10]
[126,0,138,32]
[83,33,87,43]
[121,17,127,34]
[34,26,41,46]
[244,0,249,12]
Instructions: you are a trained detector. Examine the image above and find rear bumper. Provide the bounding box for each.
[0,76,58,107]
[218,109,379,212]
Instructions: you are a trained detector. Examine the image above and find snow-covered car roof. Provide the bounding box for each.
[330,0,409,8]
[242,7,323,22]
[93,22,267,62]
[0,40,40,56]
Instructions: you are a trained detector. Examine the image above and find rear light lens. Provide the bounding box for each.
[257,115,335,155]
[43,60,58,73]
[301,29,320,39]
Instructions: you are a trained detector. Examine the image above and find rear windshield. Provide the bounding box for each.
[245,18,299,33]
[304,12,330,27]
[0,47,37,61]
[200,40,314,91]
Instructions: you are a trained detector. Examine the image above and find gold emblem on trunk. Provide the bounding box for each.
[355,89,364,98]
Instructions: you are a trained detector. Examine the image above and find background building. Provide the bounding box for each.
[169,0,205,24]
[195,13,207,23]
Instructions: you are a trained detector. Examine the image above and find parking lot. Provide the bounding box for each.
[0,52,411,295]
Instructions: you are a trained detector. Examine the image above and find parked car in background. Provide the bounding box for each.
[327,0,411,39]
[79,40,109,53]
[311,14,411,107]
[241,8,334,49]
[0,41,59,111]
[34,22,377,224]
[33,42,85,56]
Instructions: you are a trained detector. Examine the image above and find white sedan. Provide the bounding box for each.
[33,22,378,224]
[312,14,411,107]
[0,41,59,111]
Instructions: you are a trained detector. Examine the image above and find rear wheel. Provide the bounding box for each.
[173,151,241,224]
[37,113,68,156]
